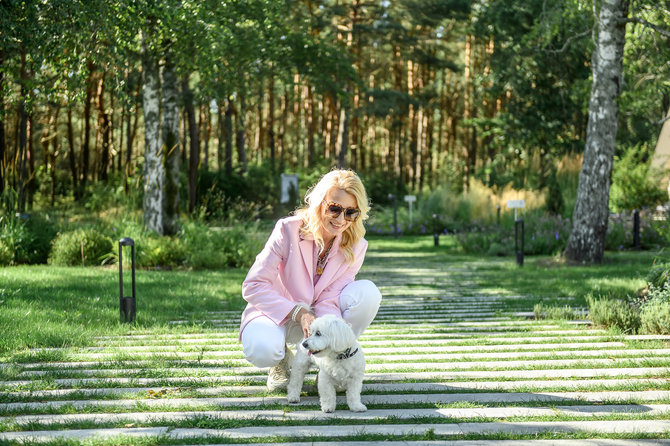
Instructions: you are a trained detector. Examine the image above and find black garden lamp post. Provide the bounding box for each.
[118,237,136,323]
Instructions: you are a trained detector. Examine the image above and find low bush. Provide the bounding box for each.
[49,228,114,266]
[0,214,58,265]
[534,303,586,320]
[180,222,264,269]
[586,294,641,333]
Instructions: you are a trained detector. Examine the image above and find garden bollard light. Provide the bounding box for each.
[496,205,501,226]
[633,209,640,250]
[388,194,398,239]
[514,219,524,267]
[433,214,439,247]
[118,237,136,323]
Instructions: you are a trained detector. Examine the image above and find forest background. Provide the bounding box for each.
[1,0,670,271]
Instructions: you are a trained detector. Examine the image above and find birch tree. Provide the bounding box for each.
[565,0,629,263]
[141,24,165,234]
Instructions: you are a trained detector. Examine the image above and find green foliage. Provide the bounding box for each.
[639,284,670,335]
[197,165,278,223]
[0,214,58,265]
[49,228,114,267]
[647,264,670,289]
[605,213,667,251]
[609,144,667,213]
[586,294,641,333]
[533,303,585,320]
[180,222,265,269]
[544,170,564,216]
[455,212,571,257]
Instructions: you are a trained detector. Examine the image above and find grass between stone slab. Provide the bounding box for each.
[5,396,670,417]
[6,411,670,433]
[3,430,670,446]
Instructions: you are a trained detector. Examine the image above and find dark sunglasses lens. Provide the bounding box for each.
[344,210,360,221]
[327,204,344,216]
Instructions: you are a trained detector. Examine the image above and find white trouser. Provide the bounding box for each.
[241,279,382,368]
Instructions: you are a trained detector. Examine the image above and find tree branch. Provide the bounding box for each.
[545,27,593,54]
[624,17,670,38]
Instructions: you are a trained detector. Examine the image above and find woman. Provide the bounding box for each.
[240,169,382,391]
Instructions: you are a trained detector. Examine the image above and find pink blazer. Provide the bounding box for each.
[240,215,367,335]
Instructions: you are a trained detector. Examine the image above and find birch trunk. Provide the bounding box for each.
[565,0,629,263]
[161,49,180,235]
[182,75,199,215]
[141,29,164,234]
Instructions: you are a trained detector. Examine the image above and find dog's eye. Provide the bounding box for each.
[315,331,321,336]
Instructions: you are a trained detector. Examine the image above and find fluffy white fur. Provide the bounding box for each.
[287,314,366,412]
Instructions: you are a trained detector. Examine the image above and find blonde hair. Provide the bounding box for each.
[295,169,370,264]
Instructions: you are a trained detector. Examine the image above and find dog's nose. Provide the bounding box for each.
[302,341,309,348]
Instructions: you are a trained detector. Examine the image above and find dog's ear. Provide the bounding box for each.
[330,317,357,352]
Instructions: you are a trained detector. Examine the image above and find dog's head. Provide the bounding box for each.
[302,314,356,357]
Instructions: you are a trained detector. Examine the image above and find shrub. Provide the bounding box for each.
[609,144,667,213]
[0,240,11,266]
[49,228,114,266]
[647,264,670,289]
[0,214,57,265]
[181,222,264,269]
[586,294,640,333]
[139,236,187,268]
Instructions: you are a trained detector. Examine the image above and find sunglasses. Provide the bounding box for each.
[323,201,361,222]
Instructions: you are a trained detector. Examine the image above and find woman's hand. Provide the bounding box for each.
[297,308,315,338]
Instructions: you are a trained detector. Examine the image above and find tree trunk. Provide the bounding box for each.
[66,106,78,195]
[268,69,276,170]
[0,49,5,196]
[141,29,165,234]
[183,75,199,215]
[224,97,233,175]
[50,107,61,206]
[161,48,180,235]
[306,85,315,168]
[236,92,247,172]
[565,0,629,264]
[336,99,349,168]
[81,61,95,197]
[97,72,110,182]
[17,51,29,213]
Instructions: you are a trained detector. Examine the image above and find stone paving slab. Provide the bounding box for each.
[4,404,670,427]
[15,356,670,379]
[4,391,670,412]
[182,441,670,446]
[12,347,669,370]
[4,420,670,443]
[4,367,669,389]
[9,377,667,399]
[24,341,631,357]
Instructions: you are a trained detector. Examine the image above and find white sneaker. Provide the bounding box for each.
[267,346,293,392]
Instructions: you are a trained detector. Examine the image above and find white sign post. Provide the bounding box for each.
[404,195,417,225]
[506,199,525,220]
[280,174,299,204]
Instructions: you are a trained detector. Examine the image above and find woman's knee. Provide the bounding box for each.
[340,279,382,313]
[241,319,286,368]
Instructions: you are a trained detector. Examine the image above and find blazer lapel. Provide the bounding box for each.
[299,237,314,283]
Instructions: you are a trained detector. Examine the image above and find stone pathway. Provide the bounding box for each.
[1,244,670,445]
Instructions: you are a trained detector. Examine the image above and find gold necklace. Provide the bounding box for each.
[316,239,334,275]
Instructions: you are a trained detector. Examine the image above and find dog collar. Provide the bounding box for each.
[336,347,359,360]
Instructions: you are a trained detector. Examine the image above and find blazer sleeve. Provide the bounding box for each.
[241,219,296,325]
[313,239,368,318]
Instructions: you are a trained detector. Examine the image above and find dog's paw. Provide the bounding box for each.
[349,402,367,412]
[320,404,335,413]
[286,393,301,404]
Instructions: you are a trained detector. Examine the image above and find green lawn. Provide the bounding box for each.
[0,234,660,358]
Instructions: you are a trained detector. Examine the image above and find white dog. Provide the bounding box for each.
[287,314,366,413]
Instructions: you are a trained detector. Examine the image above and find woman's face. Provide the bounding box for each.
[320,188,358,242]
